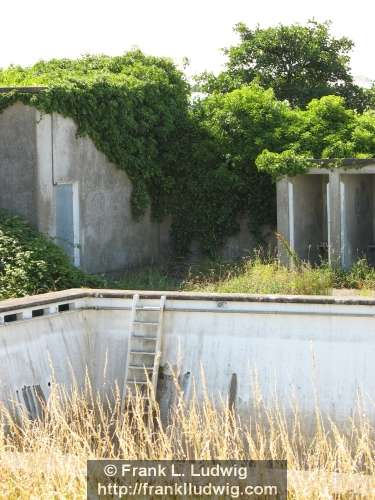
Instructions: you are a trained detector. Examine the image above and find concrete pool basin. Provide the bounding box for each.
[1,288,375,421]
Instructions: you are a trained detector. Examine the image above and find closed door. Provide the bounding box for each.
[55,183,80,265]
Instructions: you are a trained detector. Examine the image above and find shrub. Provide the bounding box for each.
[0,210,101,299]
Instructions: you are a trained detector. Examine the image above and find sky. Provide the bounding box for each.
[1,0,374,83]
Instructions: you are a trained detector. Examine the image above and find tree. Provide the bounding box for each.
[366,85,375,110]
[170,84,294,255]
[198,20,369,110]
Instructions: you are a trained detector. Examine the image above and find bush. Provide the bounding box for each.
[0,210,101,299]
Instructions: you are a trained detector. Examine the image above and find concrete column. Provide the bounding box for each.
[276,177,292,265]
[328,170,342,267]
[35,111,55,237]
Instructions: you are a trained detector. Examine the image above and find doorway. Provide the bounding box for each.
[55,183,80,266]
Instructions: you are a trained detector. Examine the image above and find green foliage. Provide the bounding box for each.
[255,95,375,177]
[183,255,333,295]
[0,210,101,299]
[114,266,180,291]
[171,84,294,254]
[198,20,369,111]
[0,52,190,220]
[333,259,375,290]
[3,205,375,299]
[256,150,310,178]
[0,51,374,257]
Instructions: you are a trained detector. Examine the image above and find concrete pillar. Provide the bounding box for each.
[276,177,292,265]
[327,170,342,267]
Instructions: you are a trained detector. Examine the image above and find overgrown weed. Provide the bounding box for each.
[0,378,374,498]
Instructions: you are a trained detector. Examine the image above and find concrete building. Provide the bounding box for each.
[0,101,170,274]
[0,99,267,273]
[277,159,375,267]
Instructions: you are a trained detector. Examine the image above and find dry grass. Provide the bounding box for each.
[0,376,375,499]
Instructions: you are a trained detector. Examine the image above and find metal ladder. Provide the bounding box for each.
[123,294,166,409]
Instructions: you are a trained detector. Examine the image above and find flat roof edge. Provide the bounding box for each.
[309,158,375,169]
[1,288,375,313]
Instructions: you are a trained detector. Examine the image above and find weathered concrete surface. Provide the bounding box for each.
[0,103,38,225]
[293,174,328,263]
[1,103,271,273]
[0,103,168,273]
[0,311,92,406]
[341,174,373,267]
[197,216,275,261]
[1,289,375,422]
[276,178,290,265]
[36,111,164,273]
[277,164,375,267]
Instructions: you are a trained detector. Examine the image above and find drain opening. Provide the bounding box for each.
[32,309,44,318]
[4,313,17,323]
[58,303,70,312]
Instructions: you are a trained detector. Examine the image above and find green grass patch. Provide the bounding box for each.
[182,257,334,295]
[3,209,375,300]
[114,256,375,296]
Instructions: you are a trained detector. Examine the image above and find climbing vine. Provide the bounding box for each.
[1,54,375,257]
[0,52,190,220]
[256,95,375,178]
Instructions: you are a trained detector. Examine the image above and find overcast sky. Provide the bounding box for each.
[1,0,374,82]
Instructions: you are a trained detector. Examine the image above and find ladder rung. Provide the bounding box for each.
[136,306,160,311]
[124,294,164,402]
[130,350,156,355]
[132,335,157,340]
[134,321,159,325]
[128,365,153,370]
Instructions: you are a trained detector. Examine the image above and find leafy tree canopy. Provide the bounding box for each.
[256,94,375,176]
[0,53,374,258]
[197,20,369,110]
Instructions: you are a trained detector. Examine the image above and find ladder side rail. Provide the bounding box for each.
[121,293,139,410]
[151,295,166,392]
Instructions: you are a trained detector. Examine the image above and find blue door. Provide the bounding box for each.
[56,184,75,262]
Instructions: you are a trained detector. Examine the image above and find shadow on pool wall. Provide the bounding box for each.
[0,288,374,424]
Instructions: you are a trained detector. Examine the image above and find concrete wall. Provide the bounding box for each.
[36,111,165,273]
[2,289,375,423]
[189,216,276,262]
[341,174,374,268]
[276,178,290,264]
[0,104,38,225]
[277,165,375,268]
[277,174,328,265]
[0,103,165,273]
[1,103,268,273]
[293,174,328,263]
[0,310,91,406]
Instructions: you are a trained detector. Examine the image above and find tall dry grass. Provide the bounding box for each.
[0,376,374,498]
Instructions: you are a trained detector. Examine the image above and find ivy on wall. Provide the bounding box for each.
[0,52,190,222]
[1,54,375,257]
